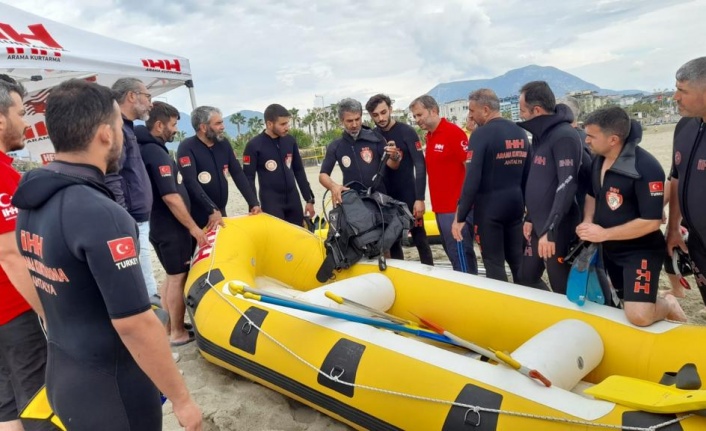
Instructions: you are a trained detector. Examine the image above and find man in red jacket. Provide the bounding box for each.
[409,95,477,273]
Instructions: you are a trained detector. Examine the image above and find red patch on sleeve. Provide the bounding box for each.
[243,155,251,165]
[107,237,137,262]
[466,150,473,161]
[178,156,191,167]
[649,181,664,193]
[159,165,172,176]
[415,141,422,151]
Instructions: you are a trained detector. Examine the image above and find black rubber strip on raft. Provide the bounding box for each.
[230,306,268,355]
[317,339,366,398]
[185,269,225,313]
[196,334,401,431]
[623,411,684,430]
[442,383,502,431]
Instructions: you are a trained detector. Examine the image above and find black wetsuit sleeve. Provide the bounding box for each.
[74,203,151,318]
[405,127,426,201]
[228,148,260,208]
[145,148,178,198]
[292,144,314,202]
[635,159,666,220]
[320,141,338,175]
[456,132,486,222]
[540,136,581,239]
[242,140,258,196]
[176,146,218,214]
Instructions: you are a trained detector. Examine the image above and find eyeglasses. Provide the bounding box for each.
[133,91,152,101]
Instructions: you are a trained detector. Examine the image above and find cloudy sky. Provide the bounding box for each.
[8,0,706,115]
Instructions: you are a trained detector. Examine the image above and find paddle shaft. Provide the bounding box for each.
[415,315,552,387]
[240,292,454,345]
[324,291,411,326]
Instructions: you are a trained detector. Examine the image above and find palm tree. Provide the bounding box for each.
[229,112,246,136]
[302,111,316,137]
[289,107,300,129]
[174,130,187,142]
[248,117,264,134]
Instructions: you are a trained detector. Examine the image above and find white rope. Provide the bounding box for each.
[195,226,696,431]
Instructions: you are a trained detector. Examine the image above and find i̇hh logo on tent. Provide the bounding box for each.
[0,22,65,62]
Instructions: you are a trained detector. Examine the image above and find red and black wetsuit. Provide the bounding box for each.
[177,135,259,228]
[243,132,314,226]
[591,121,666,303]
[13,162,161,431]
[377,122,433,265]
[456,117,529,281]
[671,117,706,303]
[518,104,583,293]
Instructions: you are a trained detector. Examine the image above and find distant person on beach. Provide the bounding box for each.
[177,106,261,231]
[12,79,202,430]
[452,89,529,282]
[0,77,50,431]
[667,56,706,314]
[576,106,686,326]
[105,78,159,301]
[136,101,207,347]
[409,95,477,274]
[243,104,315,226]
[366,94,433,265]
[517,81,582,293]
[319,98,400,203]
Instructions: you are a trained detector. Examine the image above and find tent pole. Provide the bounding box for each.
[186,80,197,109]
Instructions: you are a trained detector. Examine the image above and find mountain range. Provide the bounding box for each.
[426,65,645,104]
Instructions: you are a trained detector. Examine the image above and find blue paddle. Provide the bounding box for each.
[228,284,454,345]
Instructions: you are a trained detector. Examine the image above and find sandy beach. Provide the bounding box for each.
[159,123,705,430]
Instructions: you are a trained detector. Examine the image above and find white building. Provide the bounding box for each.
[439,99,467,127]
[499,96,521,122]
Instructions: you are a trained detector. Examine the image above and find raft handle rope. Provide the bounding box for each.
[197,227,696,431]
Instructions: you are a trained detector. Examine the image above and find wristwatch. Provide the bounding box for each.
[306,198,315,204]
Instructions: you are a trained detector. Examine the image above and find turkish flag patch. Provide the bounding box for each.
[179,156,191,167]
[159,165,172,177]
[415,141,422,151]
[243,155,251,165]
[107,237,137,262]
[649,181,664,193]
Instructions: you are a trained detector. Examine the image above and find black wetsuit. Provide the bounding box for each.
[671,117,706,303]
[243,132,314,226]
[176,135,259,228]
[136,126,193,275]
[377,122,433,265]
[320,127,388,194]
[518,104,582,293]
[591,121,665,303]
[456,117,529,282]
[12,162,160,431]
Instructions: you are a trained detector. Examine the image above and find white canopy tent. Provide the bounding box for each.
[0,3,196,163]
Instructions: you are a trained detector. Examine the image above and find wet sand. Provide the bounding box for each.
[159,123,704,430]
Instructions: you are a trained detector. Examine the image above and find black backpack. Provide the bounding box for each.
[316,185,414,282]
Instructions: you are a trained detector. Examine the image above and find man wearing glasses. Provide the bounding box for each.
[106,78,159,302]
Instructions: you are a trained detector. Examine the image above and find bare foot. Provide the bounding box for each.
[664,294,688,322]
[660,288,686,299]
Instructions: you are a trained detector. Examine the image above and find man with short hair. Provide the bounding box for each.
[366,94,433,265]
[517,81,583,293]
[136,101,207,347]
[577,106,686,326]
[452,89,529,281]
[12,79,202,430]
[106,78,159,300]
[243,104,315,226]
[0,77,49,431]
[319,98,400,204]
[667,56,706,311]
[409,95,477,274]
[177,106,261,231]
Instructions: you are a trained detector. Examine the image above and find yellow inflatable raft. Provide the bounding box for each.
[314,210,441,246]
[185,214,706,430]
